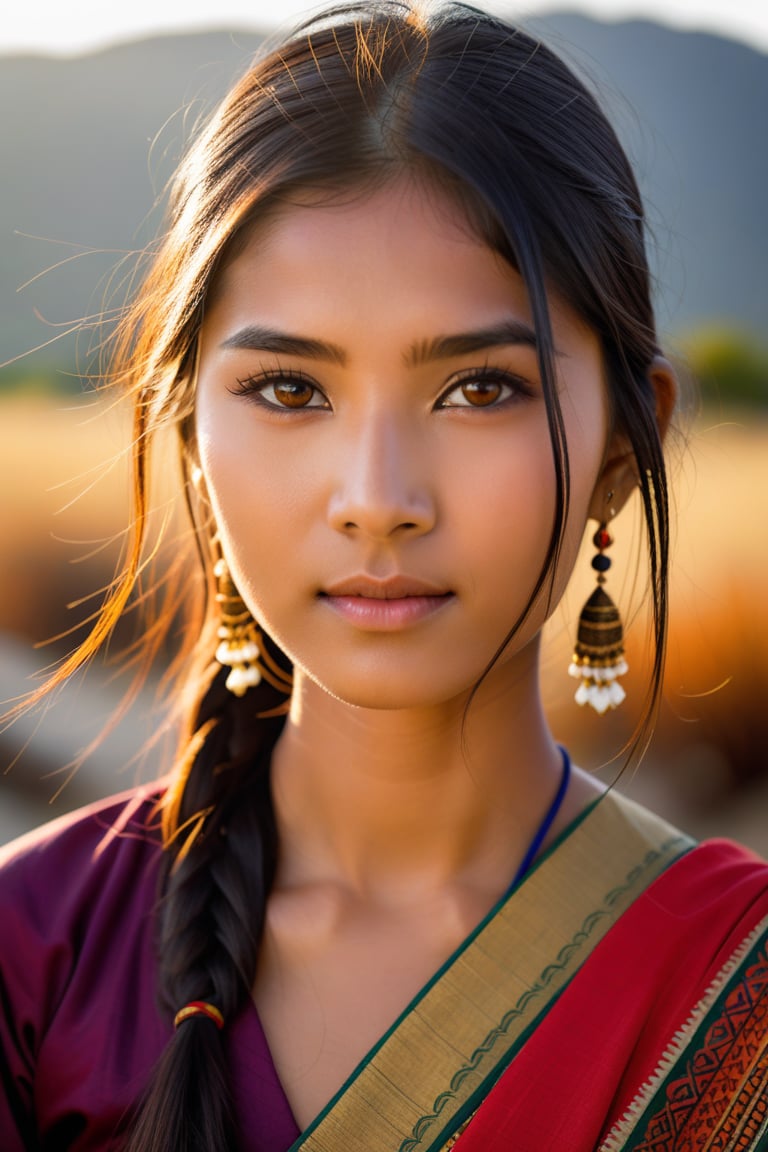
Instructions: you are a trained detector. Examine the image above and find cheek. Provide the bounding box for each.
[194,404,299,594]
[438,423,560,598]
[478,398,609,616]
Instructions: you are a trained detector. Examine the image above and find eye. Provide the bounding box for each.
[438,369,532,409]
[231,370,330,411]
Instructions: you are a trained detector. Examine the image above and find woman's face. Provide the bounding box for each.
[196,179,614,710]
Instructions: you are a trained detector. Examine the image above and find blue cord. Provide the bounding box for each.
[507,745,572,892]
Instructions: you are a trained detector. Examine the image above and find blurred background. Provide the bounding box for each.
[1,0,767,848]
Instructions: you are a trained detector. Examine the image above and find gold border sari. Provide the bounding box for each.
[289,791,694,1152]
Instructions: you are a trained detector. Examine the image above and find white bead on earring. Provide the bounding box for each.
[214,559,264,697]
[568,516,628,714]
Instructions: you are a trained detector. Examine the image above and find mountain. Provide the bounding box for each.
[1,15,766,382]
[524,13,768,338]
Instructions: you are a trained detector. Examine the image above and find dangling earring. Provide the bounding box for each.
[214,559,264,697]
[214,558,293,700]
[568,515,628,714]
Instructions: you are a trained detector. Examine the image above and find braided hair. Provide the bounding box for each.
[126,667,285,1150]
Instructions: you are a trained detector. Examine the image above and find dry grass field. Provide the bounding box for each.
[1,391,767,850]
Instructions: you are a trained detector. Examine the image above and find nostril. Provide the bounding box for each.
[328,487,436,539]
[340,518,423,534]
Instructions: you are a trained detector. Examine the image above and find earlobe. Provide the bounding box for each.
[588,447,637,523]
[588,354,678,522]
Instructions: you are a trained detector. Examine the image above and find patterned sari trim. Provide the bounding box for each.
[290,792,693,1152]
[598,912,768,1152]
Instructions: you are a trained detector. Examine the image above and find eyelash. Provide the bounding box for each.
[229,366,535,413]
[230,369,329,414]
[440,367,535,409]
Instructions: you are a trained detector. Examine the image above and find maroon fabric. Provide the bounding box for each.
[0,786,300,1151]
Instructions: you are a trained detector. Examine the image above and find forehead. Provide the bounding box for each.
[204,178,532,333]
[201,177,598,364]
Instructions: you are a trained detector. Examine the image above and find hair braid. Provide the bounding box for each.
[125,667,284,1151]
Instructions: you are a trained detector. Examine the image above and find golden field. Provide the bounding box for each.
[1,391,767,849]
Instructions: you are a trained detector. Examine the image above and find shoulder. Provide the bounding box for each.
[645,832,768,916]
[608,820,768,1008]
[0,783,172,1146]
[0,779,167,871]
[585,789,768,980]
[600,789,768,927]
[656,835,768,897]
[646,835,768,951]
[0,781,168,956]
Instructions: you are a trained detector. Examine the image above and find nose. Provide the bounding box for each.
[327,410,436,540]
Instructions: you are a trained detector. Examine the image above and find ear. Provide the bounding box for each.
[588,355,678,521]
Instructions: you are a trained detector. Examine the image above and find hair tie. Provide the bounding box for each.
[173,1001,225,1030]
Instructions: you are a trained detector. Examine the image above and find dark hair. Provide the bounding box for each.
[35,3,671,1147]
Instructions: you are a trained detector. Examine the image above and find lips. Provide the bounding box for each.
[321,575,452,600]
[319,575,454,630]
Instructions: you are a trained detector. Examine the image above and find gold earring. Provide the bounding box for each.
[214,559,266,697]
[213,560,293,704]
[568,522,628,713]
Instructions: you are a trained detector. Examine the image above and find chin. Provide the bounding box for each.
[299,664,475,713]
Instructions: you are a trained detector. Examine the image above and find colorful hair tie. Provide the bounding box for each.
[173,1001,225,1030]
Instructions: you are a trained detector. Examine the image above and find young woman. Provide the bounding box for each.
[2,3,767,1150]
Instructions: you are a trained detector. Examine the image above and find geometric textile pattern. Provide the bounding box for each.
[628,940,768,1151]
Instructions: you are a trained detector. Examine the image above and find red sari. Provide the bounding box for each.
[456,838,768,1151]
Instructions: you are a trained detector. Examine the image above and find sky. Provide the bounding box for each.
[4,0,768,56]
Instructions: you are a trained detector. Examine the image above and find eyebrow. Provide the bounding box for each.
[220,325,346,365]
[219,319,545,366]
[408,321,541,365]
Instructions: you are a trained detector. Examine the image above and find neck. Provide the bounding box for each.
[270,653,578,904]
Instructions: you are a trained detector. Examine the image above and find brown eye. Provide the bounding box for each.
[272,379,317,407]
[232,372,329,410]
[459,380,503,406]
[439,372,522,409]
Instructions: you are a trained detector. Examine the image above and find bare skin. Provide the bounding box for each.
[257,677,603,1127]
[195,177,672,1127]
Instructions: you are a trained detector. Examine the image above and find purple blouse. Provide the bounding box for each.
[0,785,302,1151]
